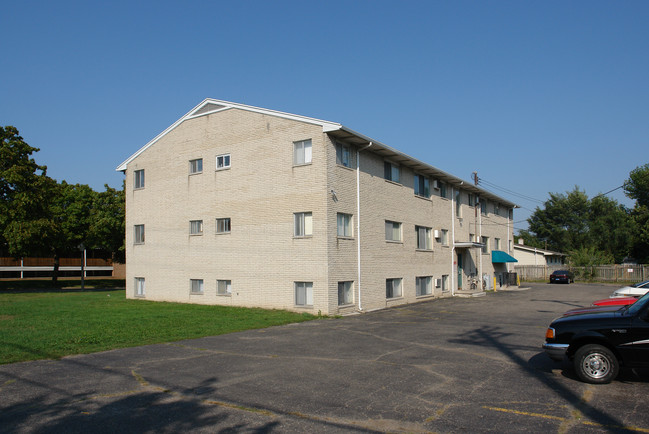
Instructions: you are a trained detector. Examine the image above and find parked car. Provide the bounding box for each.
[543,290,649,384]
[610,280,649,298]
[550,270,574,284]
[592,297,637,307]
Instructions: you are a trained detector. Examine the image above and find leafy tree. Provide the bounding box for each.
[624,164,649,262]
[527,187,590,253]
[88,184,125,262]
[0,126,59,258]
[588,195,633,263]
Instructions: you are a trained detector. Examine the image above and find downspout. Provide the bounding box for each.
[451,186,456,296]
[356,142,372,311]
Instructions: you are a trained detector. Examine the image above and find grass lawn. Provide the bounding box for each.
[0,288,318,365]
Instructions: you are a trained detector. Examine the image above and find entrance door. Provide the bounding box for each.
[457,252,463,291]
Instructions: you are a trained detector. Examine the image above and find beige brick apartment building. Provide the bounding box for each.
[117,99,518,315]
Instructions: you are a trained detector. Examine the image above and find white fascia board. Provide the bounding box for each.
[116,99,341,172]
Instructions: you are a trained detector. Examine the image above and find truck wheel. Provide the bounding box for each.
[574,344,619,384]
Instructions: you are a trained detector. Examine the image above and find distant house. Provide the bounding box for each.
[117,99,518,315]
[513,240,565,266]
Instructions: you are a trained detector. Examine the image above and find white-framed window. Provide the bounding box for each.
[338,281,353,306]
[189,158,203,174]
[190,279,204,294]
[216,218,231,234]
[295,281,313,306]
[456,190,462,217]
[134,224,145,244]
[217,279,231,295]
[336,142,352,168]
[442,275,449,291]
[416,276,432,296]
[482,236,489,254]
[337,213,353,237]
[415,226,432,250]
[293,139,312,165]
[386,278,403,299]
[495,238,501,250]
[440,182,448,198]
[384,161,400,183]
[294,212,313,237]
[216,154,231,170]
[134,169,145,189]
[385,220,402,242]
[135,277,145,297]
[190,220,203,235]
[414,174,430,198]
[441,229,449,246]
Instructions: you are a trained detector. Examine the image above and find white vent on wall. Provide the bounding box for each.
[433,180,440,189]
[433,229,440,239]
[435,279,442,288]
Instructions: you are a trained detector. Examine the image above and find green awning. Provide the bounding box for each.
[492,250,518,263]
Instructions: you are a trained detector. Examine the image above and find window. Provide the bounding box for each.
[495,238,501,250]
[338,281,353,305]
[441,229,449,246]
[336,142,352,168]
[494,203,500,215]
[415,226,432,250]
[295,282,313,306]
[216,218,231,234]
[414,174,430,198]
[442,275,449,292]
[440,182,448,198]
[386,278,402,299]
[190,279,204,294]
[189,158,203,174]
[294,212,313,237]
[456,190,462,217]
[217,280,231,295]
[216,154,231,170]
[416,276,432,296]
[470,233,475,242]
[134,169,145,189]
[293,139,312,165]
[384,161,400,183]
[385,220,402,242]
[468,193,475,207]
[190,220,203,235]
[337,213,353,237]
[482,236,489,254]
[481,200,488,216]
[135,277,145,297]
[134,224,145,244]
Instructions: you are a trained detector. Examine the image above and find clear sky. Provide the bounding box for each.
[2,0,647,233]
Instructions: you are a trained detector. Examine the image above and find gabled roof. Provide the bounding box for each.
[513,244,565,257]
[116,98,518,208]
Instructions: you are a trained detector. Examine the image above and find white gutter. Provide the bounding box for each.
[356,142,373,311]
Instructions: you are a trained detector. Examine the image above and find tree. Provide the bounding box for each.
[624,164,649,262]
[587,195,633,263]
[527,187,591,253]
[0,126,59,258]
[87,184,125,262]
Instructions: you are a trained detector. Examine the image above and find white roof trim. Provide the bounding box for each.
[116,98,341,172]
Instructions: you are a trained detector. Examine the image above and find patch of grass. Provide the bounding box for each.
[0,290,318,364]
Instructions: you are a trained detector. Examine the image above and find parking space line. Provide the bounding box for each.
[483,406,649,433]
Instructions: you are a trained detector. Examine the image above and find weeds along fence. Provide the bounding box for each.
[515,264,648,283]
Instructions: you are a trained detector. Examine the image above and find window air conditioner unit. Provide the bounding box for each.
[432,180,440,189]
[433,229,440,239]
[435,279,442,288]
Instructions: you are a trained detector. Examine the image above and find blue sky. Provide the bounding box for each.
[2,0,648,233]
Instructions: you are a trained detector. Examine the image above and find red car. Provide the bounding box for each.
[591,297,637,307]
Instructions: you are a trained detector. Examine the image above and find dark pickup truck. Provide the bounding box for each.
[543,291,649,383]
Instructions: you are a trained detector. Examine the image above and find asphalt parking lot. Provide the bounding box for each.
[2,282,649,433]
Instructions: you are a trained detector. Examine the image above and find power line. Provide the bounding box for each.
[476,177,545,204]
